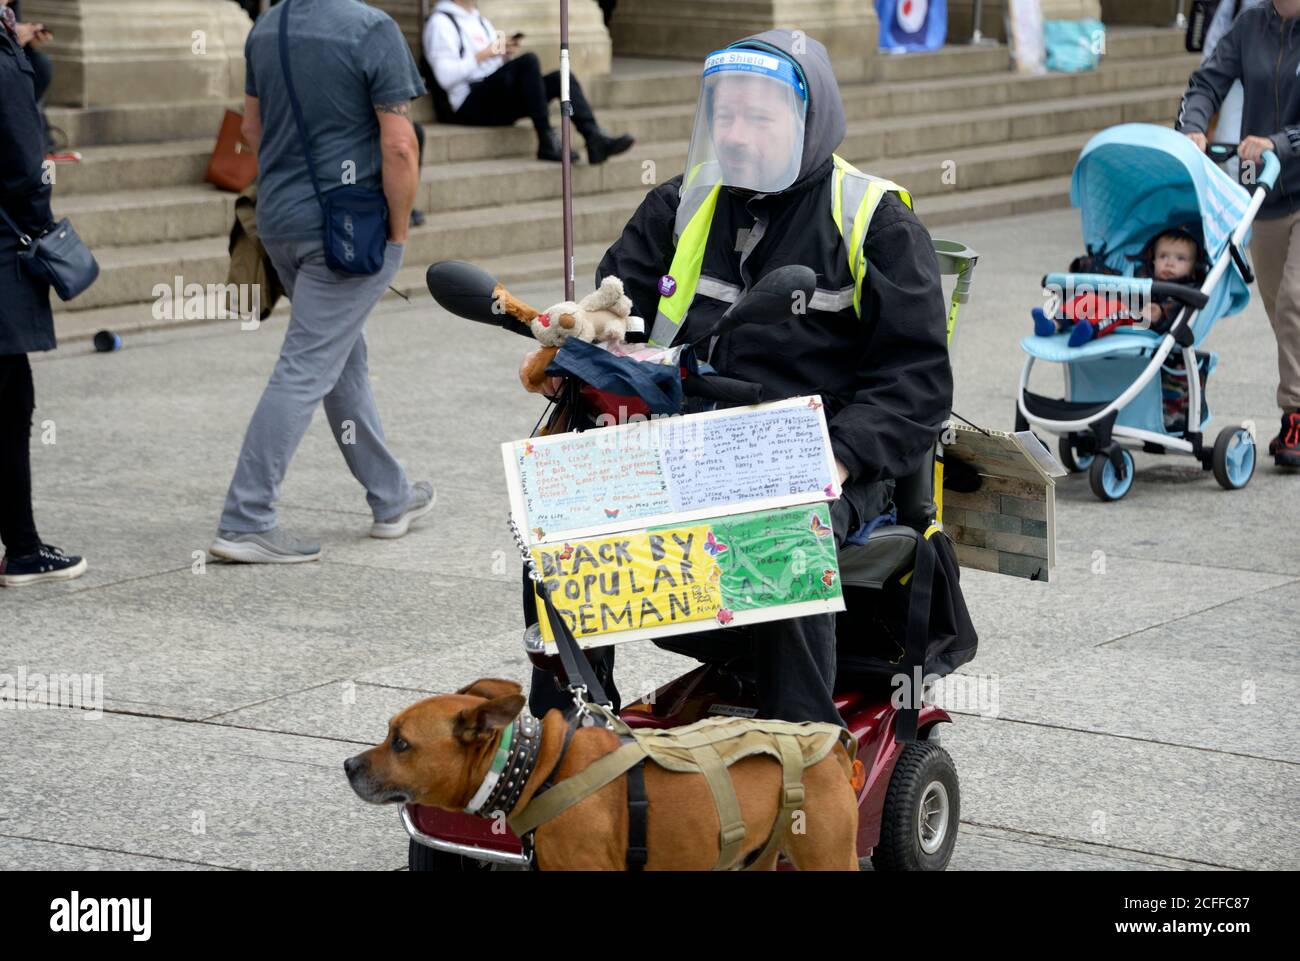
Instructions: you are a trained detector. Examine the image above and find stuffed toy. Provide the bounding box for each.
[488,276,644,394]
[529,275,637,347]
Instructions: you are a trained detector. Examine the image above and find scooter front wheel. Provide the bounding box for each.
[871,740,960,871]
[408,839,494,872]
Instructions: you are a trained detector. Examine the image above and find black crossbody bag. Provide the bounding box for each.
[0,206,99,302]
[277,0,388,275]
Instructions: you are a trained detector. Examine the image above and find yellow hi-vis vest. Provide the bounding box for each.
[649,155,913,347]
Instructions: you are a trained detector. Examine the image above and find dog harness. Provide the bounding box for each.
[506,705,855,871]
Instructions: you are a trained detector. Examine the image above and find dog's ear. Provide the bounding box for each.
[456,678,524,700]
[454,693,526,743]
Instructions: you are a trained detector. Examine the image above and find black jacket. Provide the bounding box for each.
[1177,3,1300,220]
[597,31,951,486]
[0,26,55,355]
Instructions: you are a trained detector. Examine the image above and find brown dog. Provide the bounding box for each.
[345,678,860,870]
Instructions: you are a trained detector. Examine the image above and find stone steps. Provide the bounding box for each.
[58,82,1181,248]
[51,49,1196,194]
[58,128,1092,317]
[47,26,1199,327]
[54,171,1076,344]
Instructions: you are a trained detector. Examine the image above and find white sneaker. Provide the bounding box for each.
[370,481,435,539]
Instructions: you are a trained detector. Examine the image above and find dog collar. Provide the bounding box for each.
[464,712,542,817]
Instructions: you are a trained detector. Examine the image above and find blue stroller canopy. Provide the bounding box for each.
[1069,123,1253,328]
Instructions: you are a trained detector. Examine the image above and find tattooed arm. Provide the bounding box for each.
[376,100,419,242]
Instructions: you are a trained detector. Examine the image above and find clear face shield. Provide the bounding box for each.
[682,48,808,196]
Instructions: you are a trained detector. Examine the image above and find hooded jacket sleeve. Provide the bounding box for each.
[828,193,953,483]
[1176,19,1243,135]
[596,176,682,322]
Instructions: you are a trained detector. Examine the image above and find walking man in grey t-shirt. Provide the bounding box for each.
[211,0,433,563]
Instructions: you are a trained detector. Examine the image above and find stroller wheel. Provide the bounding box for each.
[1088,449,1135,501]
[1212,426,1256,490]
[1059,434,1094,473]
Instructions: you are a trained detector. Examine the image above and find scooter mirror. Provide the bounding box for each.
[700,264,819,344]
[426,260,513,329]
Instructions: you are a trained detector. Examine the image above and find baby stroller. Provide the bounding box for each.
[1015,123,1282,502]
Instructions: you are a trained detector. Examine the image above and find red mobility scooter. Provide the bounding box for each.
[400,240,985,871]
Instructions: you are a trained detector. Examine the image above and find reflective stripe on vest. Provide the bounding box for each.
[650,154,913,347]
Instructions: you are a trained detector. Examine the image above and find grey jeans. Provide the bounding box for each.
[219,238,411,532]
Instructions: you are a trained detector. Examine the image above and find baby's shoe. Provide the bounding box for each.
[1032,307,1058,337]
[1068,322,1097,347]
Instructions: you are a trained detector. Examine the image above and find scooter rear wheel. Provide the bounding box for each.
[871,740,960,871]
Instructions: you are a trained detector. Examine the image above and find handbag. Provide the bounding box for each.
[204,109,258,193]
[277,0,388,276]
[0,207,100,302]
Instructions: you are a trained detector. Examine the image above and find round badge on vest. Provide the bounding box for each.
[658,275,677,297]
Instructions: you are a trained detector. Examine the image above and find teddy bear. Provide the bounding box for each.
[488,276,644,393]
[529,275,638,347]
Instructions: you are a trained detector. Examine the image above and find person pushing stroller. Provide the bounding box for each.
[1177,0,1300,468]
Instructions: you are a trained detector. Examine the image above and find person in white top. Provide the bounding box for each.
[421,0,633,163]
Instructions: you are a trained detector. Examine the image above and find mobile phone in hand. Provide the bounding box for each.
[510,32,525,41]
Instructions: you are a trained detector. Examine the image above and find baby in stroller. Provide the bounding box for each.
[1032,227,1204,347]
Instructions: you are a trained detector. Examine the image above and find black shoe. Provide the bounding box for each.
[537,130,578,163]
[0,544,88,587]
[1269,410,1300,467]
[409,209,426,228]
[585,129,635,165]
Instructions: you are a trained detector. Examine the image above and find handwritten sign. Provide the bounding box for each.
[505,396,838,545]
[533,504,844,648]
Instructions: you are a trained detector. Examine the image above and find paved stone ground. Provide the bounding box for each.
[1,208,1297,871]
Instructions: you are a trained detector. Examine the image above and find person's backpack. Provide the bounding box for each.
[420,9,491,123]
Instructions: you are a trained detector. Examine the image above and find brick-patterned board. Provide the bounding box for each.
[941,425,1059,581]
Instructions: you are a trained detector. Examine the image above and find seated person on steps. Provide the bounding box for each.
[422,0,634,164]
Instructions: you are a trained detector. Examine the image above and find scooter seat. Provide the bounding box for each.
[837,525,920,589]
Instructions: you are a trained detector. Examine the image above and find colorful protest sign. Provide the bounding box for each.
[504,396,839,546]
[532,503,844,648]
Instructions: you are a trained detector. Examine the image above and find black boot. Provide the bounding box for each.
[585,128,635,165]
[536,129,578,163]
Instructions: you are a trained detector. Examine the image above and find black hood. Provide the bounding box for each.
[728,29,846,191]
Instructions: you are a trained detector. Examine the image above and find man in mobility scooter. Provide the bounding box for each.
[526,29,959,733]
[400,29,985,871]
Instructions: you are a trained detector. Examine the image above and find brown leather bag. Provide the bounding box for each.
[204,110,258,193]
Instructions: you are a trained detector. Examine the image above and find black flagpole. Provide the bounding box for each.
[560,0,574,301]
